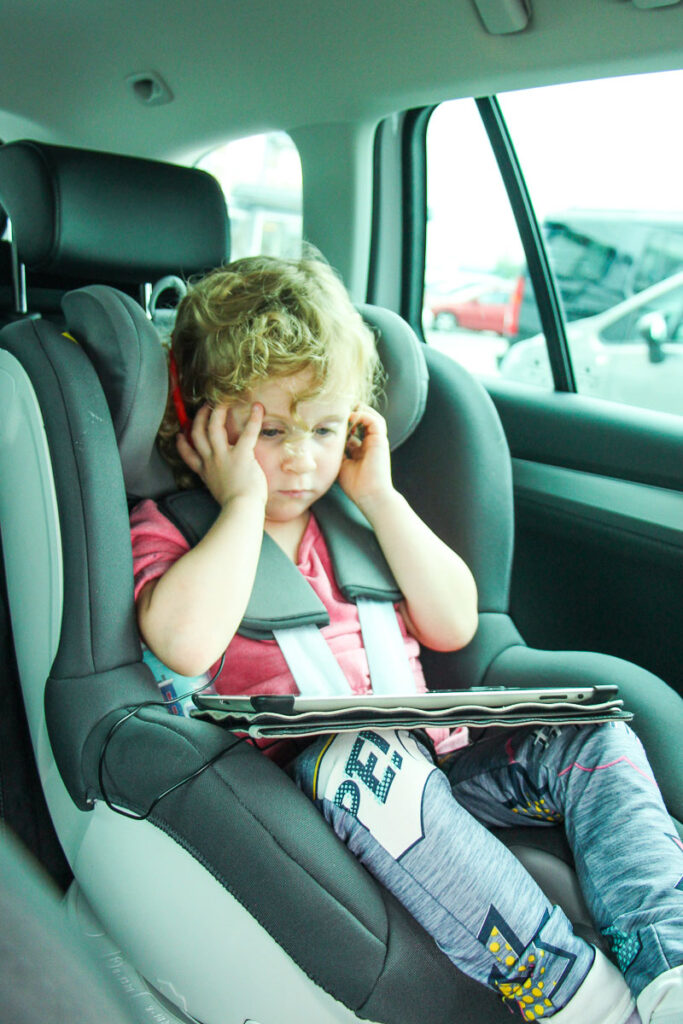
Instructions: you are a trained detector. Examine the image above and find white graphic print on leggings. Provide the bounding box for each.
[316,729,436,860]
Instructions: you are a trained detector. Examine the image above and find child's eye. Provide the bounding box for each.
[260,427,283,439]
[315,426,336,437]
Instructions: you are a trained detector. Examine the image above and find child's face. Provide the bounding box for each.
[227,373,355,524]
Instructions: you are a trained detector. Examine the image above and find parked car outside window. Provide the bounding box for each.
[515,210,683,341]
[424,98,533,377]
[499,270,683,416]
[427,275,524,336]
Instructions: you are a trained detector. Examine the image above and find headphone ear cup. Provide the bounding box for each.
[168,352,193,442]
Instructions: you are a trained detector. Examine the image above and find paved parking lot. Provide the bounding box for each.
[424,326,510,378]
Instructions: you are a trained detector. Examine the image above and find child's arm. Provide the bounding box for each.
[136,403,267,676]
[338,406,478,652]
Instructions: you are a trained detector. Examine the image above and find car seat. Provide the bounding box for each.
[0,139,681,1024]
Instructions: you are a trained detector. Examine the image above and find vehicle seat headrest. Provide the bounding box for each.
[0,140,229,281]
[357,304,429,450]
[61,285,175,498]
[61,289,429,501]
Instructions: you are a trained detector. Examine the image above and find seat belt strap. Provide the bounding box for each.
[272,625,352,697]
[273,600,416,698]
[356,597,417,695]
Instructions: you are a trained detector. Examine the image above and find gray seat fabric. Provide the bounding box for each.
[0,139,681,1024]
[0,140,502,1024]
[62,286,175,499]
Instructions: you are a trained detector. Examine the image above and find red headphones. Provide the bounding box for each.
[168,352,191,437]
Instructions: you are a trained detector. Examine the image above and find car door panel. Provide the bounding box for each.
[487,381,683,698]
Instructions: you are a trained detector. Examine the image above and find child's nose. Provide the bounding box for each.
[282,435,316,472]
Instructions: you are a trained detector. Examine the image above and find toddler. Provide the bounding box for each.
[130,253,682,1023]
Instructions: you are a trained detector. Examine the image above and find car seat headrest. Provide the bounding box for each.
[357,304,429,450]
[0,140,229,282]
[61,285,175,499]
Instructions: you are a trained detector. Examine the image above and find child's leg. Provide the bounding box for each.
[292,728,632,1021]
[442,723,683,1008]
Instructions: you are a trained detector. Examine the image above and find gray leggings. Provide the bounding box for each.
[292,722,683,1017]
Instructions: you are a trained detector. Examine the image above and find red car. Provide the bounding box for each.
[430,276,524,337]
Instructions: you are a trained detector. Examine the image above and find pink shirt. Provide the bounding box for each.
[130,499,467,757]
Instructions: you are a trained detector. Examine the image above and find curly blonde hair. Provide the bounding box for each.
[158,251,383,486]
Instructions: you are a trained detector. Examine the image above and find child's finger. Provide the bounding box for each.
[350,404,387,437]
[206,404,230,451]
[236,403,264,449]
[189,404,213,460]
[176,431,203,474]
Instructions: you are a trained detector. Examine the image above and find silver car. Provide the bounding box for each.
[500,270,683,416]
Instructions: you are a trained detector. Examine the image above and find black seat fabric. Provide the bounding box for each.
[0,139,681,1024]
[0,140,227,283]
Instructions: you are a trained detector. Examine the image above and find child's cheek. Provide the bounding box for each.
[252,442,271,475]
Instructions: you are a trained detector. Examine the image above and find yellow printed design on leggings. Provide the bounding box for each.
[479,907,578,1020]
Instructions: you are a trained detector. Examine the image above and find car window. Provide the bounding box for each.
[424,99,538,378]
[425,71,683,418]
[497,70,683,417]
[197,131,302,260]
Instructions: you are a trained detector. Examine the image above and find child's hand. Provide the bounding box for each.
[337,405,394,514]
[177,402,268,510]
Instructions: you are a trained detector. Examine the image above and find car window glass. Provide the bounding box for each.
[498,70,683,417]
[197,131,302,260]
[425,99,538,379]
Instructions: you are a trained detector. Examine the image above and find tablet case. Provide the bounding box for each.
[191,686,632,737]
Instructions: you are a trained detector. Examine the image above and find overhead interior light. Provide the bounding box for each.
[471,0,531,34]
[631,0,680,8]
[126,71,174,107]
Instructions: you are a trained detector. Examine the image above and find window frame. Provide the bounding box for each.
[474,97,575,394]
[368,108,431,323]
[390,95,578,393]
